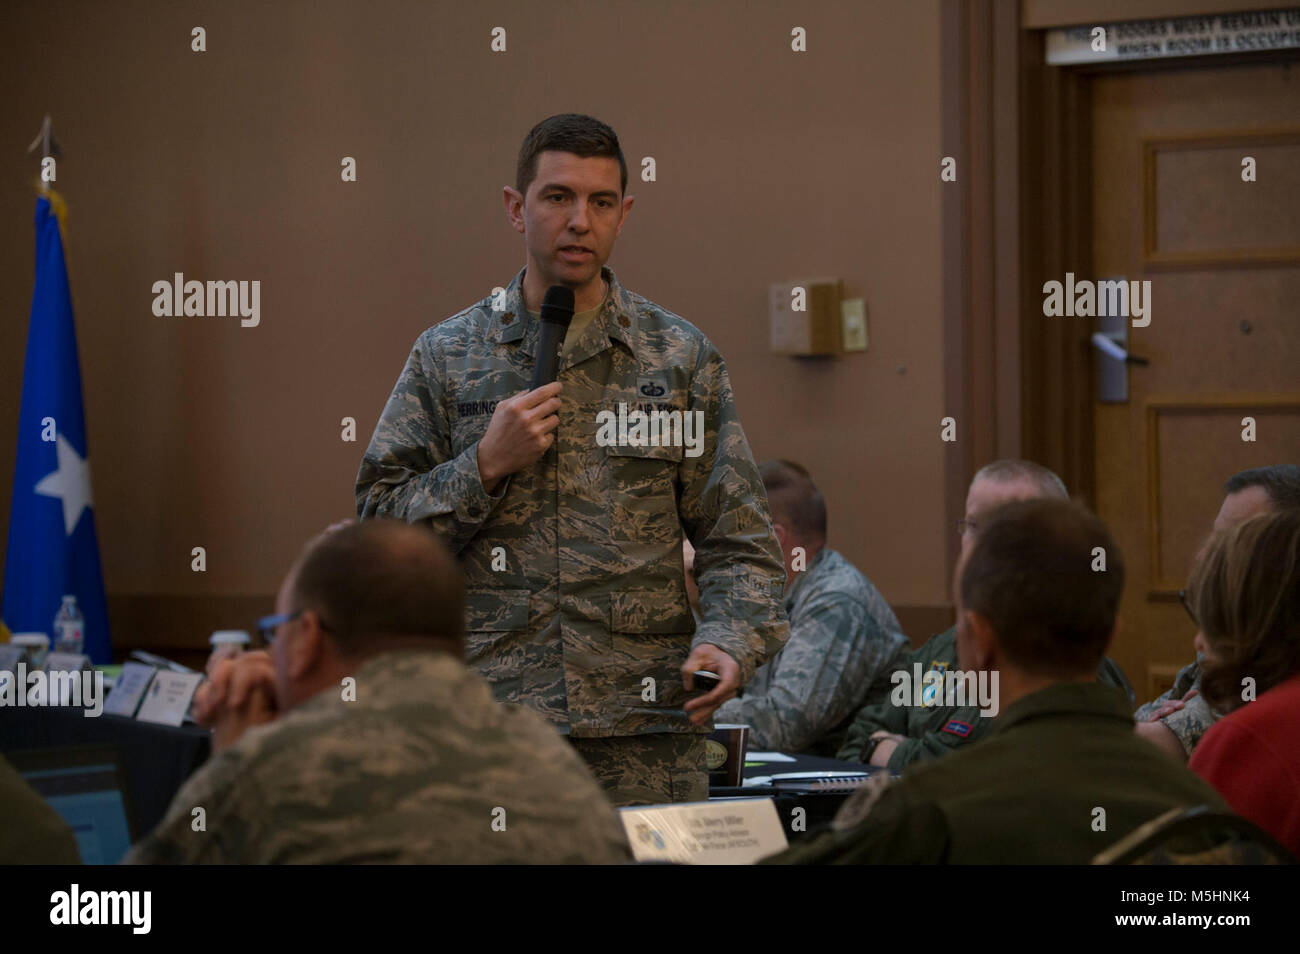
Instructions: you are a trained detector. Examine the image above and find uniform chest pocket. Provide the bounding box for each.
[605,443,683,543]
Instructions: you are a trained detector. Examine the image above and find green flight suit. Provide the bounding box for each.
[769,681,1227,864]
[0,754,80,864]
[837,626,1135,770]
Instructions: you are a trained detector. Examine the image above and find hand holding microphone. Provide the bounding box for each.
[477,382,563,491]
[476,286,574,492]
[529,285,575,391]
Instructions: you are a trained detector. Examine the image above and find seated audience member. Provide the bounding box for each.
[0,754,80,864]
[838,460,1133,770]
[769,500,1225,864]
[1186,509,1300,856]
[709,460,910,755]
[1135,464,1300,762]
[125,520,631,864]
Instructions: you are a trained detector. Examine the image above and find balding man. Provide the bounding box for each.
[838,460,1132,770]
[125,520,631,864]
[711,461,909,754]
[1135,464,1300,761]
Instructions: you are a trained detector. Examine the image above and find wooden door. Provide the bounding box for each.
[1090,57,1300,701]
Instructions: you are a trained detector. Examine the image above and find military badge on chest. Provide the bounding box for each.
[594,374,701,459]
[921,661,949,706]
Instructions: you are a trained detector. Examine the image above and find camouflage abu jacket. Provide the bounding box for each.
[124,650,633,864]
[355,266,789,737]
[716,547,910,754]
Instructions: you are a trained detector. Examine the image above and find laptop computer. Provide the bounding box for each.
[8,744,137,864]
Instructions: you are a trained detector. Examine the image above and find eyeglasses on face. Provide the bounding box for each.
[256,609,304,645]
[956,518,978,536]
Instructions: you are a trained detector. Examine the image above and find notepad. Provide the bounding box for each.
[745,752,797,763]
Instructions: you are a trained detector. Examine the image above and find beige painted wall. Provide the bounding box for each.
[0,0,947,654]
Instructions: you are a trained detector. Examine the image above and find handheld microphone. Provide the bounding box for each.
[530,285,575,390]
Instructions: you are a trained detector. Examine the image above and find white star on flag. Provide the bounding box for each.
[34,433,94,536]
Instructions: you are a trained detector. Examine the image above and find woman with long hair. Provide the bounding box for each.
[1185,508,1300,855]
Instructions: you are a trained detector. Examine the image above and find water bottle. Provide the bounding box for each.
[53,595,85,656]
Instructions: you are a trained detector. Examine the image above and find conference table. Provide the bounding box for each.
[2,704,877,845]
[713,751,890,839]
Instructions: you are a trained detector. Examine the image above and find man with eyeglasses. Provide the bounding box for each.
[124,520,631,864]
[837,460,1133,771]
[1134,464,1300,762]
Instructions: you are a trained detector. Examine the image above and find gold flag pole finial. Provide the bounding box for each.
[27,114,63,194]
[27,114,68,228]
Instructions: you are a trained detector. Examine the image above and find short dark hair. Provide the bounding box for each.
[289,520,465,657]
[758,459,827,543]
[516,114,627,199]
[972,459,1068,500]
[1224,465,1300,511]
[1191,509,1300,714]
[960,499,1123,678]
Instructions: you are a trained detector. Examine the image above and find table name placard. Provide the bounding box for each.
[103,662,159,718]
[136,671,203,727]
[618,798,787,864]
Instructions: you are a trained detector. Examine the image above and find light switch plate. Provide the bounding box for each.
[841,298,868,351]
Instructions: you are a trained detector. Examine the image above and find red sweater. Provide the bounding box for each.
[1189,673,1300,857]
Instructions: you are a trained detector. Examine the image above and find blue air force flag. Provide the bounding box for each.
[3,194,111,662]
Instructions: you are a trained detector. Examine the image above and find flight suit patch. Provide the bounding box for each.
[941,719,972,738]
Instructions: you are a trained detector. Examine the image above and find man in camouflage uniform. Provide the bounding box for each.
[713,460,909,755]
[125,521,631,864]
[838,460,1134,771]
[1134,464,1300,760]
[354,114,788,806]
[1134,656,1214,760]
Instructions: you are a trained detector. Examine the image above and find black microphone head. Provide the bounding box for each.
[540,285,575,326]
